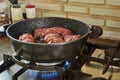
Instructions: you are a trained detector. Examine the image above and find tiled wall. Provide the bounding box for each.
[17,0,120,40]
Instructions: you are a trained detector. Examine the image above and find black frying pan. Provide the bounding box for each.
[6,17,102,63]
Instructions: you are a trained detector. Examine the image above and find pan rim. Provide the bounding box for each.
[6,17,90,46]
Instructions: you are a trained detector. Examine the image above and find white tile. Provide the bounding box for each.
[42,12,66,17]
[69,0,105,4]
[106,20,120,28]
[102,30,120,39]
[68,15,104,26]
[90,8,120,17]
[106,0,120,6]
[64,5,88,13]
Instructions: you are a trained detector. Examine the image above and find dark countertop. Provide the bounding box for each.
[0,37,13,61]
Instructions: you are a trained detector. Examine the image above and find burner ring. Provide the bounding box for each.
[36,61,62,66]
[21,59,63,66]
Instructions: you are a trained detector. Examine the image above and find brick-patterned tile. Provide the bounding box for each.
[13,0,120,40]
[68,15,105,26]
[57,0,67,1]
[36,12,42,17]
[90,8,120,17]
[64,5,88,13]
[28,2,61,10]
[102,30,120,39]
[42,12,66,17]
[25,0,67,2]
[106,0,120,6]
[106,20,120,28]
[69,0,105,4]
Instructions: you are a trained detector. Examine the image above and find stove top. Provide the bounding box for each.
[0,57,120,80]
[0,51,120,80]
[0,63,63,80]
[0,62,108,80]
[0,37,120,80]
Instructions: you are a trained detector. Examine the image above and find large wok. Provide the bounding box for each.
[6,17,102,63]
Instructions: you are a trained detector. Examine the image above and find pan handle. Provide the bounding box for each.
[89,25,103,39]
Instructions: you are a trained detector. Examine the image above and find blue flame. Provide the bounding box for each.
[29,61,71,80]
[29,70,38,77]
[64,61,70,67]
[41,72,58,80]
[62,60,71,73]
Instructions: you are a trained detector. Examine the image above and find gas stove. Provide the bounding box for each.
[0,56,109,80]
[0,37,120,80]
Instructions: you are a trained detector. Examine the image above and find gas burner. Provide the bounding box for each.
[92,77,107,80]
[0,54,93,80]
